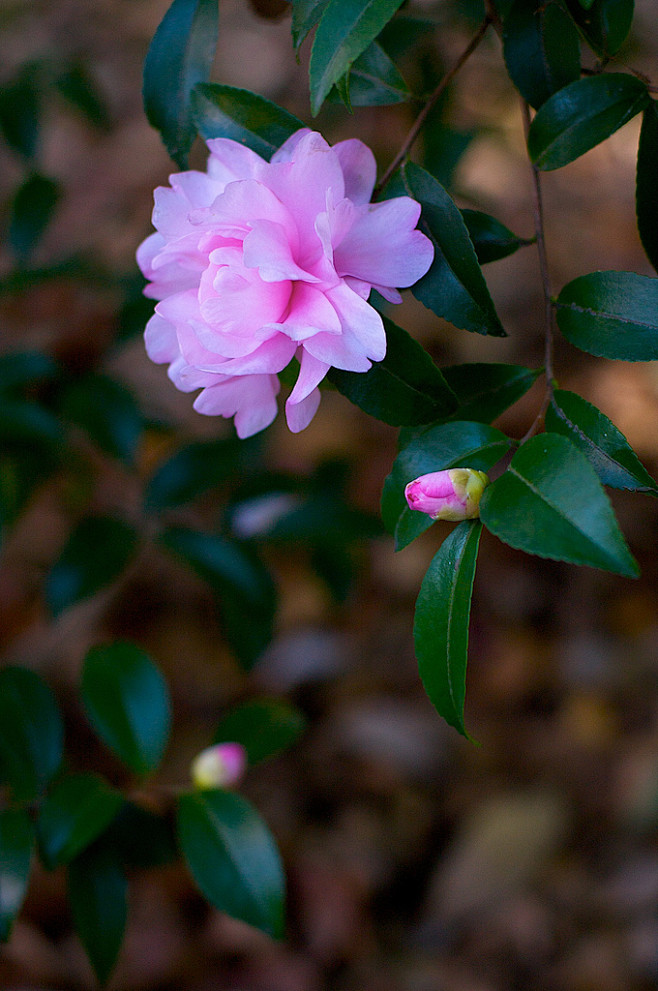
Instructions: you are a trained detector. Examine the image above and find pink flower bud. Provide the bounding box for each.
[404,468,489,522]
[191,743,247,790]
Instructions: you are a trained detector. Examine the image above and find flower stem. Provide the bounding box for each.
[375,15,493,196]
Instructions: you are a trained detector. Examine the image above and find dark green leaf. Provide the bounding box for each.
[527,73,648,171]
[503,0,580,110]
[38,773,123,869]
[177,790,285,937]
[81,643,171,775]
[479,433,639,576]
[309,0,406,115]
[0,809,34,941]
[60,375,142,465]
[161,528,276,669]
[55,63,111,130]
[461,209,532,264]
[291,0,330,49]
[0,668,63,801]
[46,516,139,616]
[377,15,435,59]
[327,316,458,426]
[636,101,658,274]
[340,41,411,106]
[382,421,510,550]
[443,363,542,423]
[8,174,60,263]
[0,400,63,449]
[566,0,634,56]
[414,521,482,737]
[214,699,306,764]
[68,845,127,986]
[556,270,658,360]
[0,351,57,394]
[545,389,658,493]
[401,162,506,336]
[192,84,304,160]
[143,0,219,167]
[145,435,262,509]
[0,71,40,159]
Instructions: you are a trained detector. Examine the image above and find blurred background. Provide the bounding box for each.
[2,0,658,988]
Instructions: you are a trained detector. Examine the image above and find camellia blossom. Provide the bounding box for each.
[405,468,490,522]
[191,742,247,789]
[137,129,434,437]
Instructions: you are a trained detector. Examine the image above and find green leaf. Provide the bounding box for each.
[0,70,40,159]
[8,174,60,263]
[327,316,458,426]
[143,0,219,167]
[636,101,658,274]
[145,435,262,509]
[556,270,658,360]
[460,210,532,265]
[0,351,57,394]
[0,400,63,449]
[213,699,306,764]
[160,528,276,669]
[414,521,482,737]
[479,433,639,576]
[566,0,634,56]
[527,73,648,171]
[401,162,506,336]
[339,41,411,106]
[38,773,123,869]
[68,845,127,986]
[177,790,285,937]
[0,809,34,941]
[55,62,111,131]
[46,516,139,616]
[545,389,658,493]
[443,363,542,423]
[0,668,63,801]
[382,421,510,550]
[81,643,171,775]
[309,0,405,115]
[192,84,304,160]
[59,375,142,465]
[503,0,581,109]
[291,0,330,49]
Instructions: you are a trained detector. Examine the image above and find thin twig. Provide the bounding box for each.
[374,15,493,196]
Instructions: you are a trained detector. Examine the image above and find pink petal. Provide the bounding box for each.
[333,139,377,205]
[243,220,318,284]
[334,198,434,288]
[285,387,321,433]
[167,356,219,392]
[270,128,312,164]
[194,374,280,438]
[207,179,299,249]
[326,283,386,361]
[204,334,296,375]
[144,312,179,363]
[197,254,292,343]
[288,348,330,405]
[205,139,267,189]
[277,283,342,342]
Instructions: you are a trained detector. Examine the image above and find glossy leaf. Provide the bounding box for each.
[556,270,658,360]
[8,174,60,263]
[46,516,139,616]
[461,210,532,265]
[442,363,542,423]
[0,351,57,394]
[291,0,330,49]
[192,84,304,160]
[0,667,63,801]
[60,375,142,465]
[503,0,581,109]
[68,846,127,986]
[636,100,658,274]
[545,389,658,493]
[327,316,458,426]
[145,435,262,509]
[0,809,34,941]
[401,162,506,336]
[161,528,276,669]
[214,699,306,765]
[479,433,639,576]
[81,643,171,775]
[414,521,482,737]
[382,421,510,550]
[143,0,219,167]
[528,74,648,171]
[340,41,410,106]
[178,790,285,937]
[309,0,406,115]
[38,773,123,869]
[566,0,634,56]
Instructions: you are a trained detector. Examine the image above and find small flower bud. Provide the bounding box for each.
[191,743,247,790]
[405,468,489,522]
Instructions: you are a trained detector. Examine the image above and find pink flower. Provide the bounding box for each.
[190,742,247,789]
[137,129,433,437]
[405,469,489,522]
